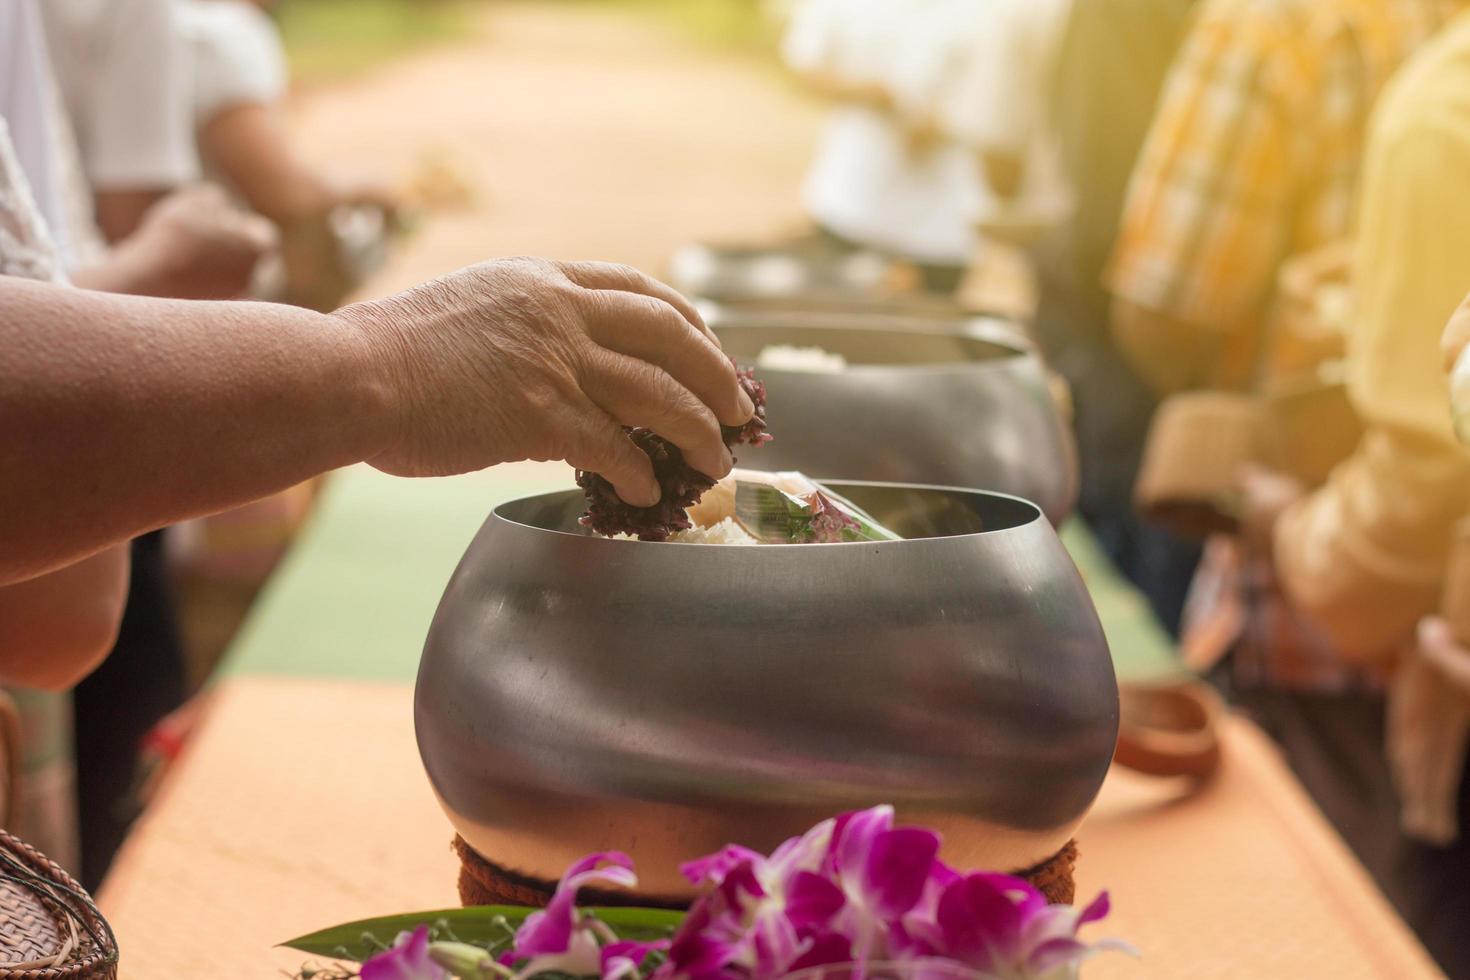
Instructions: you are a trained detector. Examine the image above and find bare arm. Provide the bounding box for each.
[198,103,338,226]
[0,547,129,690]
[0,257,750,583]
[0,277,382,581]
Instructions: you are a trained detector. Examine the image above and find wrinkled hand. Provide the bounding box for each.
[1236,463,1305,556]
[341,258,753,505]
[119,185,277,300]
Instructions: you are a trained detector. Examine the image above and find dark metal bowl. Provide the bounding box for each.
[415,483,1117,895]
[709,307,1077,524]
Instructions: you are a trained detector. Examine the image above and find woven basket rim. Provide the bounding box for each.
[0,829,117,978]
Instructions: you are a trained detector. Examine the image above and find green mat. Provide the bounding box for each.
[225,464,1181,682]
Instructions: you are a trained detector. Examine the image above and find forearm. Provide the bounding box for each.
[0,546,129,690]
[1275,428,1470,661]
[0,276,390,581]
[199,104,337,225]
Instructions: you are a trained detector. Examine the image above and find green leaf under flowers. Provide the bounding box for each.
[280,905,685,963]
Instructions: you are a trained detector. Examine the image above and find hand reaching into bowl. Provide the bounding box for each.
[0,257,754,583]
[346,258,753,504]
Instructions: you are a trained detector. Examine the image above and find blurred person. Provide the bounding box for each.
[777,0,984,293]
[0,0,270,875]
[181,0,400,312]
[1220,13,1470,971]
[958,0,1199,633]
[37,0,198,243]
[1107,0,1463,397]
[892,0,1075,242]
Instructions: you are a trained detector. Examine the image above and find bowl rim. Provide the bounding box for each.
[703,306,1040,376]
[489,480,1047,547]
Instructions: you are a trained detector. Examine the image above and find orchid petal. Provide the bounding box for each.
[601,938,669,980]
[786,870,846,929]
[935,873,1025,967]
[681,845,765,887]
[830,806,894,878]
[864,828,941,919]
[1077,891,1110,926]
[786,931,854,972]
[362,927,448,980]
[512,853,637,958]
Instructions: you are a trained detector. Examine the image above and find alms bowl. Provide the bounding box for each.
[415,482,1117,896]
[709,307,1078,524]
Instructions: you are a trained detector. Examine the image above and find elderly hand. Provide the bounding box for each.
[342,257,752,507]
[113,185,278,300]
[1236,463,1305,556]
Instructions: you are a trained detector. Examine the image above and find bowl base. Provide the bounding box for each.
[453,837,1078,909]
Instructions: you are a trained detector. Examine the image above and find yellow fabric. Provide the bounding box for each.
[1275,12,1470,661]
[1106,0,1459,351]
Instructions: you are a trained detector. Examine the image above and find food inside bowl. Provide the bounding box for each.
[575,364,770,540]
[609,469,902,544]
[755,344,848,373]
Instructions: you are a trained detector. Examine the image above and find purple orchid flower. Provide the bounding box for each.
[503,852,642,980]
[925,874,1132,979]
[362,926,448,980]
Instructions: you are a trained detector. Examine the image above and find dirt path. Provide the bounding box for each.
[289,2,826,295]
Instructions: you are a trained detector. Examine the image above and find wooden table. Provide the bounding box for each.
[100,676,1443,979]
[93,461,1442,977]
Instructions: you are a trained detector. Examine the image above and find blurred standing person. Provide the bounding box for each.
[181,0,400,312]
[37,0,198,243]
[1226,13,1470,972]
[1107,0,1462,397]
[1101,0,1465,655]
[32,0,276,890]
[905,0,1199,634]
[779,0,984,293]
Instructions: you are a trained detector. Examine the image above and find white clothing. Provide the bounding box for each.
[0,0,74,270]
[0,117,65,283]
[801,106,981,265]
[39,0,199,189]
[910,0,1075,231]
[181,0,288,123]
[783,0,981,265]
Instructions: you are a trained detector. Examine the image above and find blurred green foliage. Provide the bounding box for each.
[587,0,778,54]
[277,0,776,86]
[277,0,478,85]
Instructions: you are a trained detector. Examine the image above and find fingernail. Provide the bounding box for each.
[737,388,756,418]
[720,444,734,476]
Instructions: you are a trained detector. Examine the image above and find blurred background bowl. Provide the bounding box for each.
[708,307,1078,524]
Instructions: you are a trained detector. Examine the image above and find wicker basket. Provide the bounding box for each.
[0,830,116,979]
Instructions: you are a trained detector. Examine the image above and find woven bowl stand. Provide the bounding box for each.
[0,830,118,980]
[454,836,1078,909]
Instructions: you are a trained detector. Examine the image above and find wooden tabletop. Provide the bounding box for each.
[99,676,1442,979]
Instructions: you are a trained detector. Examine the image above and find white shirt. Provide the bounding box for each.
[38,0,199,190]
[0,0,73,277]
[181,0,288,123]
[912,0,1075,231]
[783,0,982,265]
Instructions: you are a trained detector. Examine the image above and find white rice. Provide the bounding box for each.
[756,344,848,373]
[610,517,758,545]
